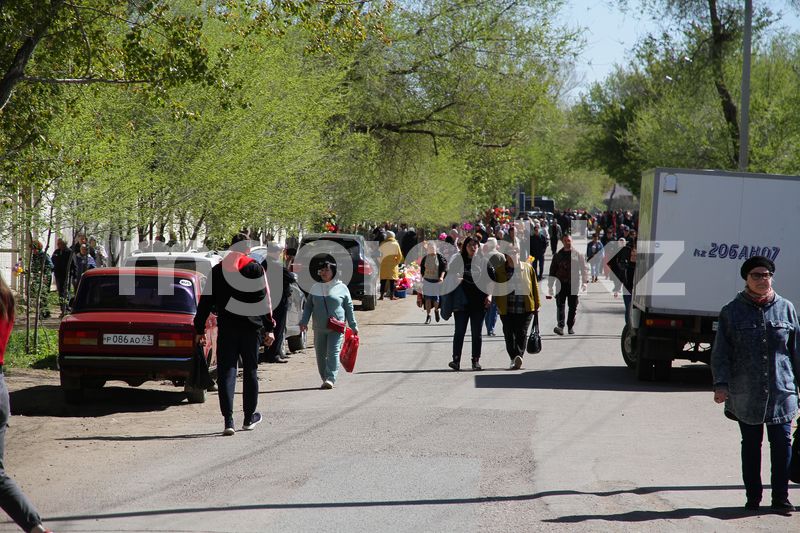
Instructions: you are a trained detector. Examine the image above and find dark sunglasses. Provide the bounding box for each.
[748,272,773,280]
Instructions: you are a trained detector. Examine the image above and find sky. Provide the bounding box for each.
[560,0,800,97]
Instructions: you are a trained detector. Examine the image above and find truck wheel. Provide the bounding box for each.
[287,330,307,352]
[362,294,377,311]
[621,325,637,369]
[184,384,207,404]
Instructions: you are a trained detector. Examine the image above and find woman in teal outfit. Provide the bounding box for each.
[300,259,358,389]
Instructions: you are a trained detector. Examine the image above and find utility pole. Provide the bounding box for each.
[739,0,752,171]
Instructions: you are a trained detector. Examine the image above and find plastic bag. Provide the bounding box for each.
[340,328,360,373]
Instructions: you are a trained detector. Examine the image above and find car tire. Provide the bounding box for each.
[184,384,207,404]
[61,372,84,403]
[361,294,377,311]
[287,330,307,353]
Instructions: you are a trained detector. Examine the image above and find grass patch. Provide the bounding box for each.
[5,329,59,370]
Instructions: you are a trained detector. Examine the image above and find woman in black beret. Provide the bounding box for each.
[711,256,800,514]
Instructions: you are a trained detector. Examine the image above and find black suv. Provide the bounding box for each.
[294,233,379,311]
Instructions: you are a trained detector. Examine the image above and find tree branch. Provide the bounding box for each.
[0,0,66,111]
[21,76,154,85]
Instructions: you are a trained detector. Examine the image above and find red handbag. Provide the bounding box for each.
[340,328,360,372]
[326,316,346,333]
[323,295,347,333]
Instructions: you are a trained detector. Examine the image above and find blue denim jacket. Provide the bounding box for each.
[711,291,800,425]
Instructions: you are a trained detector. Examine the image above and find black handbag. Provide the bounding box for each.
[526,312,542,354]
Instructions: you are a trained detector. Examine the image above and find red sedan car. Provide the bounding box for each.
[58,267,217,403]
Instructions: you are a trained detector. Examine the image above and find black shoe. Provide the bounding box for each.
[744,500,760,512]
[268,357,289,364]
[770,500,794,514]
[435,309,440,322]
[425,315,431,324]
[448,361,460,371]
[471,359,482,371]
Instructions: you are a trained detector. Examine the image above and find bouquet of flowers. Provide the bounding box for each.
[12,261,24,276]
[395,276,412,291]
[315,210,338,233]
[494,207,512,225]
[403,261,422,292]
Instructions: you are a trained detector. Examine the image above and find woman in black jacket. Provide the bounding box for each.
[448,236,491,371]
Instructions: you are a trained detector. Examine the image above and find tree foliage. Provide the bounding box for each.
[575,1,800,194]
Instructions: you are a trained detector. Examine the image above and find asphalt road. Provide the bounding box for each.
[3,253,799,532]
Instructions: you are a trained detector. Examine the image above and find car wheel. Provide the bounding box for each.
[61,373,84,404]
[620,325,637,369]
[287,330,307,352]
[184,384,207,404]
[362,294,377,311]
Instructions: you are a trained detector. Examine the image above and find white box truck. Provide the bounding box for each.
[621,168,800,380]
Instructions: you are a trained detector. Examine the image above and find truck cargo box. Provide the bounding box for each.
[624,168,800,380]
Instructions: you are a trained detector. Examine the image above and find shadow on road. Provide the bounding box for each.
[58,432,220,442]
[44,484,757,524]
[474,364,711,392]
[356,369,454,375]
[9,385,188,417]
[262,387,323,394]
[542,506,767,523]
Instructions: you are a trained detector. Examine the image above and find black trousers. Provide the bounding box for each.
[500,312,533,359]
[217,327,260,424]
[452,308,485,363]
[555,282,579,328]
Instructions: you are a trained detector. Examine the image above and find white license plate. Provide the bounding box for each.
[103,334,154,346]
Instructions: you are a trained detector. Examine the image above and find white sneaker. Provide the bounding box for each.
[223,427,235,436]
[321,380,334,390]
[512,355,523,370]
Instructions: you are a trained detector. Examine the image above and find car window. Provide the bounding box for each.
[125,258,214,278]
[73,275,197,314]
[301,238,361,260]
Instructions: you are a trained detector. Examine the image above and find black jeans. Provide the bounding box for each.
[452,307,485,363]
[0,375,42,532]
[531,256,544,280]
[738,421,792,504]
[263,301,287,361]
[555,282,579,328]
[500,312,533,359]
[217,327,260,425]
